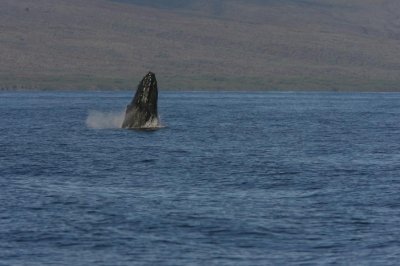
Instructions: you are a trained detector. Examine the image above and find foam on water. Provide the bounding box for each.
[86,110,163,129]
[85,110,125,129]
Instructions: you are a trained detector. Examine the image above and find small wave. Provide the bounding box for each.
[86,110,125,129]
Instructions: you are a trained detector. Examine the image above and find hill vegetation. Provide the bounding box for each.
[1,0,400,90]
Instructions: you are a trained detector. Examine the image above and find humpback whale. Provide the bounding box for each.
[121,72,159,129]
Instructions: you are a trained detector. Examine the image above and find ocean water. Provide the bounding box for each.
[1,91,400,265]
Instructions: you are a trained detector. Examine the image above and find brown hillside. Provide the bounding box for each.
[1,0,400,90]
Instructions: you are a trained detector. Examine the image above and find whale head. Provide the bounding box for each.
[121,71,159,129]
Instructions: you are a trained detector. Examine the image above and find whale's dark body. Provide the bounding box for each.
[121,72,159,129]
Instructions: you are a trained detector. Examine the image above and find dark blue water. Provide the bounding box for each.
[1,91,400,265]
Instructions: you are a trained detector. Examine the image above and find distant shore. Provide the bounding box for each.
[2,1,400,94]
[1,77,399,92]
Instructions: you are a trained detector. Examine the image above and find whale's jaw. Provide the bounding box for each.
[121,72,159,129]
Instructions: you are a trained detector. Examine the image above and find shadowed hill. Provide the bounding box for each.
[1,0,400,90]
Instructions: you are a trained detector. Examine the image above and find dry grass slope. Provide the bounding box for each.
[1,0,400,90]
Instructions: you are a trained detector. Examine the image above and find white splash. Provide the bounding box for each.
[143,117,160,128]
[86,110,125,129]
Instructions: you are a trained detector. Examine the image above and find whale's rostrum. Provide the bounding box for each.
[121,72,159,129]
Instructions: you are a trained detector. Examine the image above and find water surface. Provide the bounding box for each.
[1,91,400,265]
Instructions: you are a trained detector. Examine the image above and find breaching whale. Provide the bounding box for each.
[121,72,159,129]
